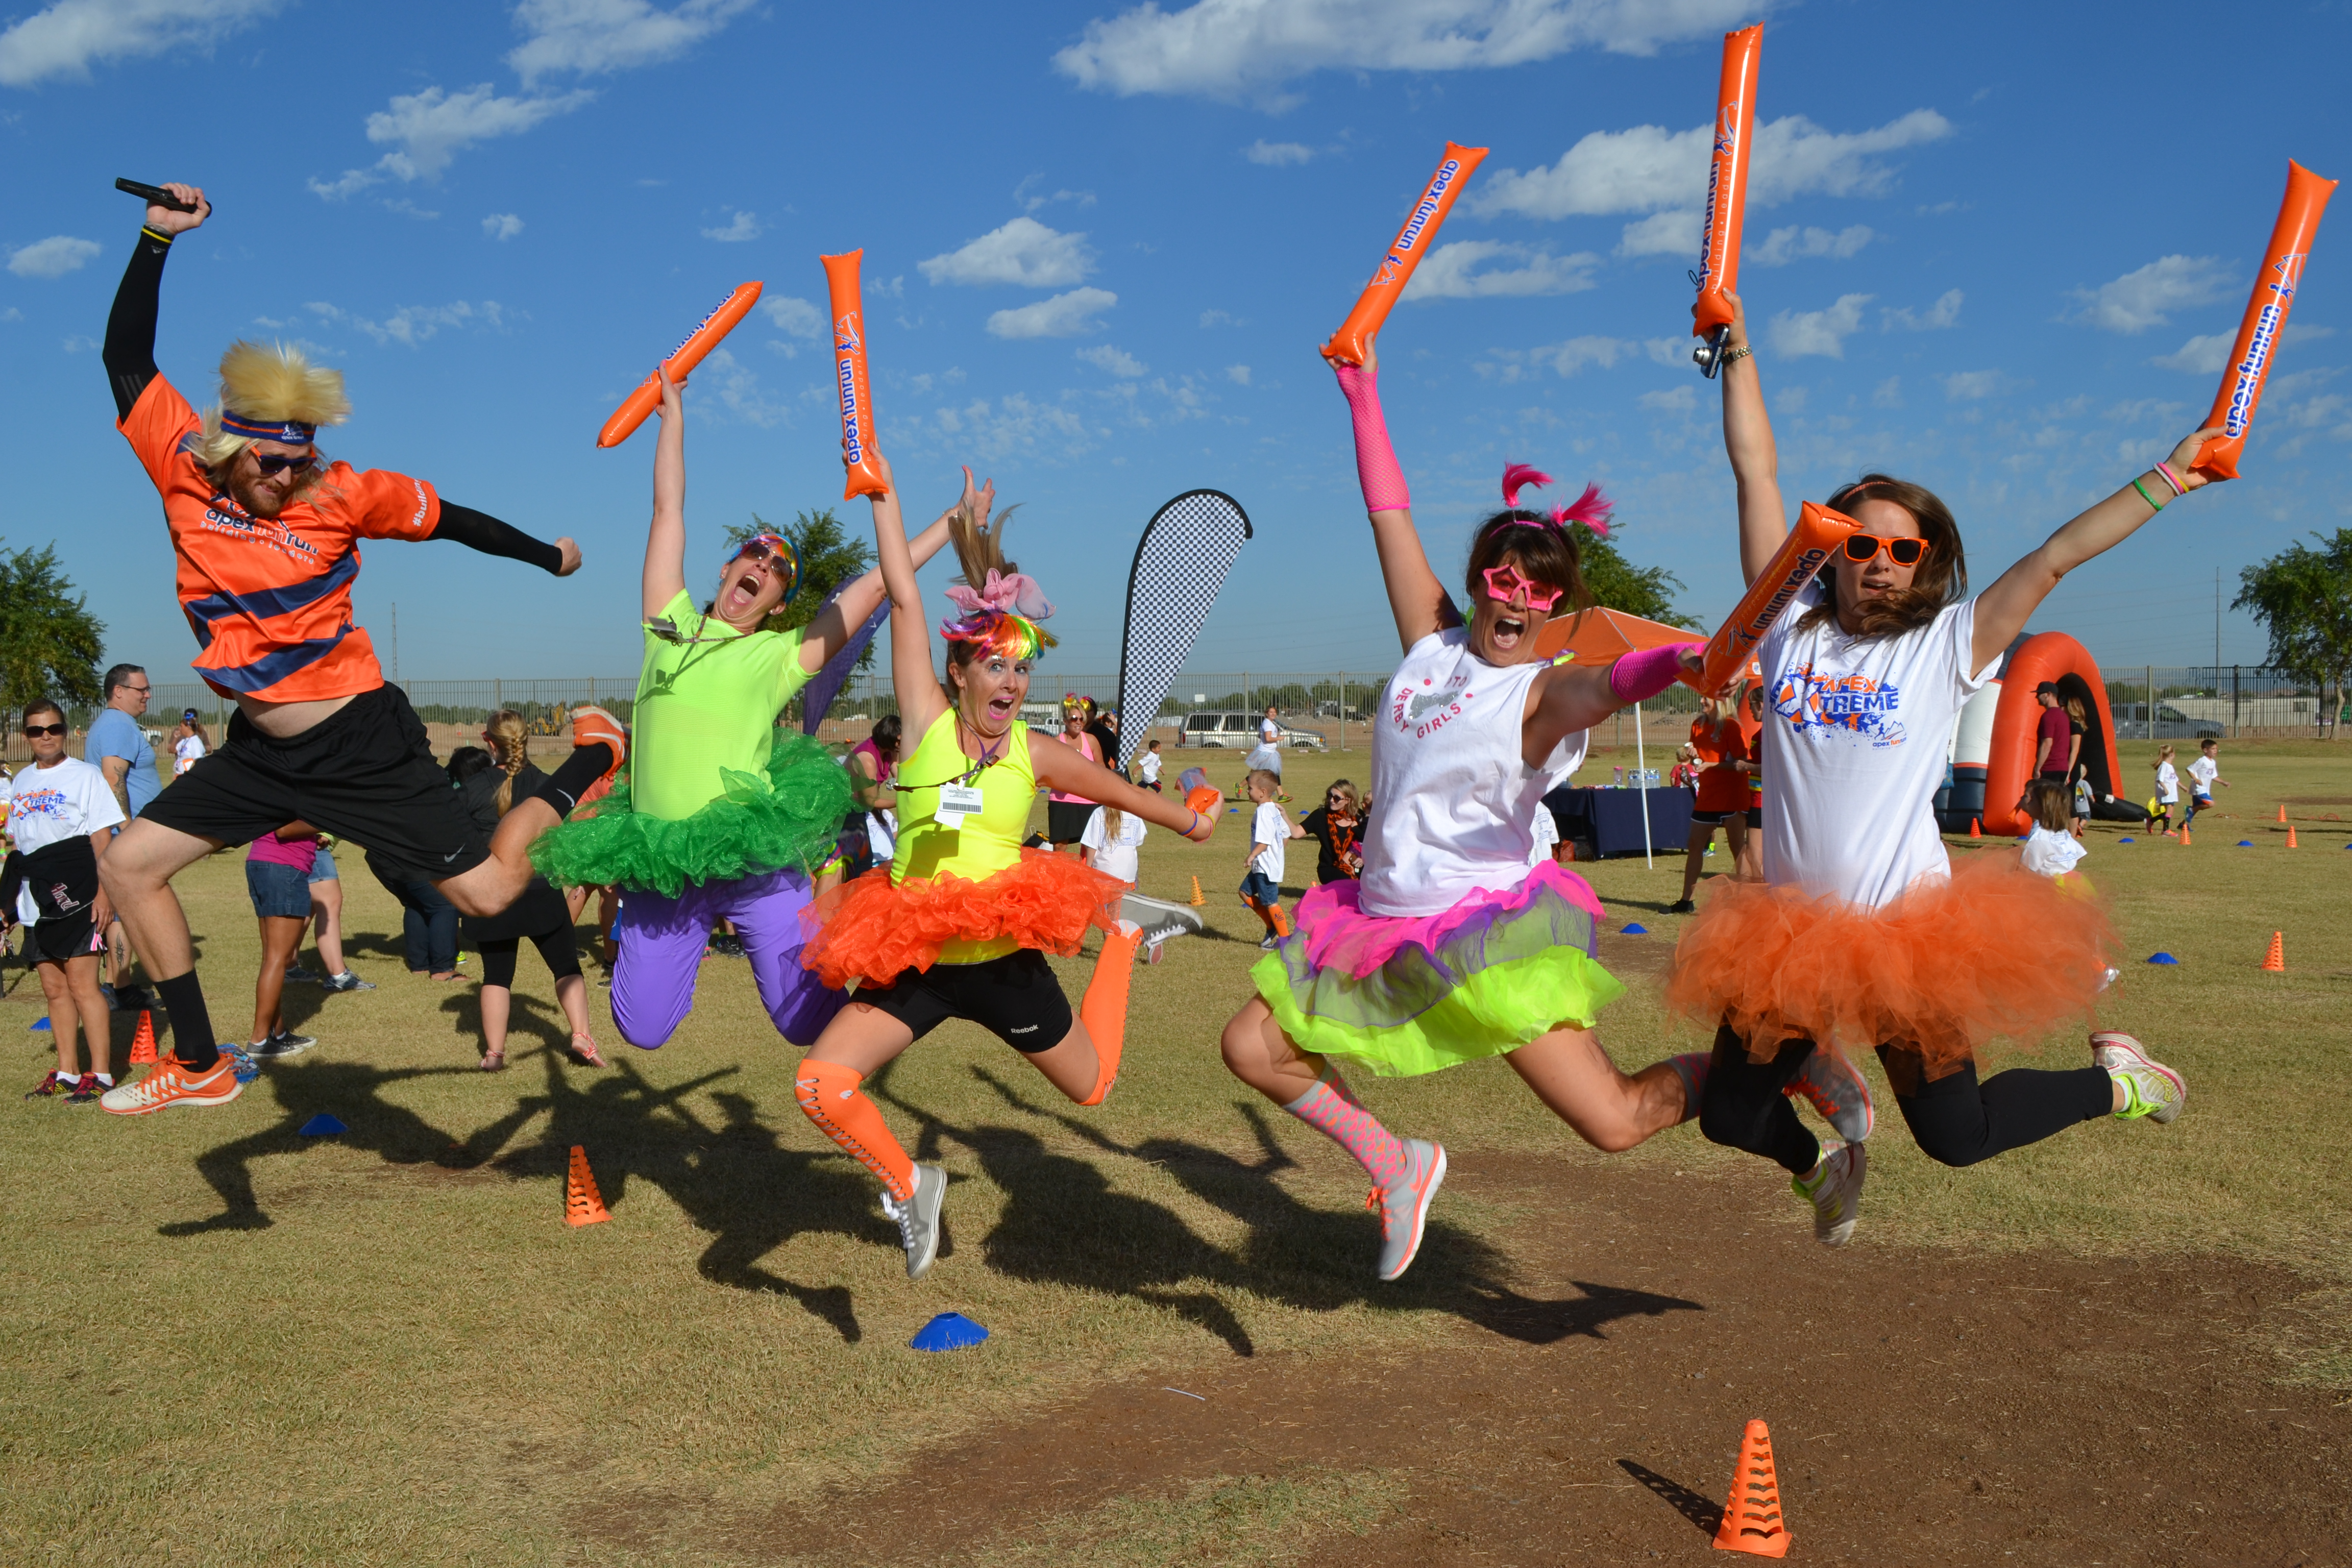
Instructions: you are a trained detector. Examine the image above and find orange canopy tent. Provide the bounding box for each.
[1535,606,1703,664]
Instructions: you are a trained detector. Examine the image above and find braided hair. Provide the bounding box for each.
[484,709,530,816]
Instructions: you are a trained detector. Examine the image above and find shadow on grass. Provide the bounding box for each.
[869,1064,1705,1357]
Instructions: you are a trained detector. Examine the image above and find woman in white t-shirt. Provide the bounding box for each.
[172,710,208,778]
[14,700,128,1101]
[1214,336,1743,1284]
[1667,291,2202,1247]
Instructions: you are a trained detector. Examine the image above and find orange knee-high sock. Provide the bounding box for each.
[1077,925,1141,1107]
[794,1060,913,1200]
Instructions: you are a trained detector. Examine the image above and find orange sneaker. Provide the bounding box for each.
[570,704,627,782]
[100,1056,243,1116]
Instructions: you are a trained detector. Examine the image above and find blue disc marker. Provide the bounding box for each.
[298,1113,347,1136]
[910,1311,990,1352]
[1620,922,1648,936]
[2145,952,2179,966]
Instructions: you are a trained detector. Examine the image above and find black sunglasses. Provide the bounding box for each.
[1842,533,1927,567]
[23,723,66,738]
[253,451,316,476]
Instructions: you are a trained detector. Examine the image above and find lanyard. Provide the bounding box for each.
[901,715,1009,791]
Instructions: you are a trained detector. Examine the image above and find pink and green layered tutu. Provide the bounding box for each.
[528,732,851,898]
[1250,861,1625,1077]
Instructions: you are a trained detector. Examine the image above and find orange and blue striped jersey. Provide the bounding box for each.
[119,374,439,702]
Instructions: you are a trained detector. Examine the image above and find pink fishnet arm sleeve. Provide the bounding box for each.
[1608,642,1705,705]
[1332,361,1410,517]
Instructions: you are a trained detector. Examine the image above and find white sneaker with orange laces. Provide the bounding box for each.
[1371,1139,1447,1282]
[100,1057,243,1115]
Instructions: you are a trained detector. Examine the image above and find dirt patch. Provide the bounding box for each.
[577,1156,2348,1566]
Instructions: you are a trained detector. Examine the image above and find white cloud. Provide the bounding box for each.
[1616,209,1698,257]
[1768,293,1872,359]
[1883,287,1962,331]
[347,300,507,348]
[1942,370,2002,400]
[700,209,761,242]
[0,0,279,87]
[1077,344,1147,377]
[508,0,756,87]
[482,213,525,241]
[1054,0,1753,104]
[1401,240,1599,300]
[1639,385,1696,413]
[987,287,1117,339]
[1226,364,1252,385]
[927,394,1093,463]
[763,296,821,338]
[1200,308,1238,327]
[920,217,1094,288]
[2,307,20,322]
[697,345,788,427]
[1245,139,1315,165]
[6,235,100,278]
[1754,224,1874,266]
[1478,110,1952,220]
[313,84,592,197]
[2153,322,2334,373]
[1873,376,1903,408]
[2069,255,2233,334]
[1477,334,1667,383]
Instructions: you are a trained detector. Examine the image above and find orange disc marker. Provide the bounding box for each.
[824,250,887,500]
[1693,501,1860,694]
[1692,23,1763,367]
[1320,141,1489,366]
[2192,161,2337,482]
[596,281,764,448]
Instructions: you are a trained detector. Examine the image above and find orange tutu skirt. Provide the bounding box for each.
[800,850,1127,989]
[1663,853,2115,1076]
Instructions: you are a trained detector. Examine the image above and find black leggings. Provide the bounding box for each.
[1698,1024,2112,1174]
[477,925,581,991]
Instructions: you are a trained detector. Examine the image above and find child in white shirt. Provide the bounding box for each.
[2182,738,2226,832]
[1079,804,1146,887]
[2018,779,2087,880]
[1239,768,1304,949]
[2149,745,2179,836]
[1137,739,1164,791]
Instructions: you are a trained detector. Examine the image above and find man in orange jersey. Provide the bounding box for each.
[94,182,620,1115]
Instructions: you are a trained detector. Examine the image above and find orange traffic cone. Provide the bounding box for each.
[2288,826,2299,848]
[1968,817,1981,840]
[565,1145,610,1227]
[2278,802,2288,823]
[1188,875,1205,907]
[1712,1418,1792,1557]
[128,1009,157,1066]
[2261,932,2284,973]
[2179,828,2191,846]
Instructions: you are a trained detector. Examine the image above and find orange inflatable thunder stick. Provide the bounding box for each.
[1320,142,1489,366]
[1691,23,1761,378]
[824,250,887,500]
[1692,501,1859,694]
[2192,160,2336,482]
[596,282,764,448]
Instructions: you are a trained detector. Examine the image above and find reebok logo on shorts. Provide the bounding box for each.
[1008,1024,1038,1034]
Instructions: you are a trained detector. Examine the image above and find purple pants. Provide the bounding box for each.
[611,867,844,1050]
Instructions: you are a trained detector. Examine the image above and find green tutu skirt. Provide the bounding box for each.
[529,733,853,898]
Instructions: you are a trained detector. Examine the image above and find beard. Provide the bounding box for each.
[218,455,325,520]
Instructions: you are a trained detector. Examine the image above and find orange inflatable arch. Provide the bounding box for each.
[1979,631,2119,837]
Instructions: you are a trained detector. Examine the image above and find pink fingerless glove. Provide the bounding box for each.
[1333,362,1410,516]
[1609,642,1703,705]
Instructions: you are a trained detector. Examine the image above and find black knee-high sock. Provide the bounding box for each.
[154,970,218,1072]
[538,742,616,819]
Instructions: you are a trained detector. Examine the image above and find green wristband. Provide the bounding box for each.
[2132,477,2164,511]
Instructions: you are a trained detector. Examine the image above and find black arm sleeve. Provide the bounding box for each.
[103,228,174,421]
[433,502,566,574]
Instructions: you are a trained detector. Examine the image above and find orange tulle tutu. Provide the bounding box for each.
[1663,852,2115,1076]
[800,850,1126,989]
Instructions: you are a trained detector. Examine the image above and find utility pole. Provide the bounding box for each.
[2214,567,2221,680]
[389,602,399,683]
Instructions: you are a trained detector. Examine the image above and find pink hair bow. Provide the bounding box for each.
[942,568,1054,622]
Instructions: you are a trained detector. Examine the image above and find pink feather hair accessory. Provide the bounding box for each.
[1548,481,1614,540]
[1501,462,1552,508]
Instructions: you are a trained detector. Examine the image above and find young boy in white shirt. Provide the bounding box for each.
[1239,768,1304,949]
[2182,738,2227,832]
[1137,739,1164,792]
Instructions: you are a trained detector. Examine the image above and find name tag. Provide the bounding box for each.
[936,781,985,828]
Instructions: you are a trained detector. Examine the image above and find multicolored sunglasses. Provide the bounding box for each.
[724,533,801,598]
[1480,563,1564,612]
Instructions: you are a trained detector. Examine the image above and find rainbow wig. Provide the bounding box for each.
[940,604,1055,662]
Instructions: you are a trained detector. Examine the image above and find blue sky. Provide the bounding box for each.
[4,0,2347,686]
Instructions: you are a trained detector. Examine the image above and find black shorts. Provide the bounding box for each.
[1045,800,1095,845]
[1690,807,1747,828]
[22,838,102,964]
[141,684,488,884]
[858,948,1073,1051]
[1745,806,1761,829]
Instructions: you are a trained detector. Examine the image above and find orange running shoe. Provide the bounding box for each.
[571,704,628,783]
[100,1056,243,1116]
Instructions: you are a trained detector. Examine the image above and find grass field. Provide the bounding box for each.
[2,737,2345,1564]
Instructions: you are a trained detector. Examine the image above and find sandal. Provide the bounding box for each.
[479,1047,507,1072]
[568,1035,606,1068]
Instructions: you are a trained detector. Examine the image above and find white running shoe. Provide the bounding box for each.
[100,1056,244,1115]
[880,1163,947,1280]
[1371,1140,1447,1282]
[2091,1032,2185,1124]
[1792,1138,1866,1247]
[1786,1049,1875,1142]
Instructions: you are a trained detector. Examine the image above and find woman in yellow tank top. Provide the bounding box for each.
[795,450,1222,1280]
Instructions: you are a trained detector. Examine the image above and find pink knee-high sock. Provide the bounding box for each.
[1282,1068,1407,1188]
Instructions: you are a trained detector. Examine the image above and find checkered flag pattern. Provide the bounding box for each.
[1115,489,1254,769]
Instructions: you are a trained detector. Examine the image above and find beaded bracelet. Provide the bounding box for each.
[2152,460,2185,497]
[2131,477,2165,511]
[1721,346,1753,365]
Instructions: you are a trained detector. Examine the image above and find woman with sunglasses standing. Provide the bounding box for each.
[531,369,962,1052]
[16,700,127,1103]
[1667,292,2207,1247]
[1213,336,1777,1285]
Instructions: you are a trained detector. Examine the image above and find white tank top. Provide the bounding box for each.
[1356,628,1586,918]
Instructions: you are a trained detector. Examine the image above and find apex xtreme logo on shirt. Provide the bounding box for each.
[1772,662,1906,748]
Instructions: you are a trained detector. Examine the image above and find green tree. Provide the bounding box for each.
[0,541,105,711]
[722,508,878,664]
[1574,523,1698,629]
[2234,529,2352,740]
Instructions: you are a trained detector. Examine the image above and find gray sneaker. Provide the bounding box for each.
[880,1163,947,1280]
[2091,1032,2185,1124]
[282,965,322,985]
[252,1032,316,1060]
[1374,1139,1448,1282]
[321,970,376,994]
[1792,1139,1866,1247]
[1787,1048,1875,1142]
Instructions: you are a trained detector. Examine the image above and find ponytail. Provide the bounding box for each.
[485,709,529,816]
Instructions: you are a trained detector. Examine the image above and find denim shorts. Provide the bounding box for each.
[246,860,313,920]
[1239,870,1281,904]
[308,846,338,884]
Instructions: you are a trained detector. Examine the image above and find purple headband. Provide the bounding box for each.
[220,411,316,445]
[1500,462,1614,539]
